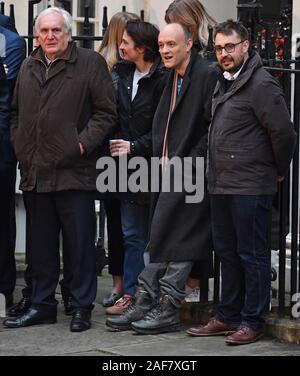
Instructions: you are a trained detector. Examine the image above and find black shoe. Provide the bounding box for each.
[106,288,155,331]
[3,308,57,328]
[7,297,31,317]
[131,294,181,335]
[63,296,73,316]
[70,309,91,332]
[102,291,123,308]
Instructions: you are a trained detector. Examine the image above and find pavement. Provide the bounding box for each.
[0,270,300,357]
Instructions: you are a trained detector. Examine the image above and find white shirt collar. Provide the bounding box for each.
[223,64,244,81]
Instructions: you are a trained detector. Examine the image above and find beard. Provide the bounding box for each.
[221,56,245,74]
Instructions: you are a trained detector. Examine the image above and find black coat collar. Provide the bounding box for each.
[116,56,164,81]
[213,51,263,104]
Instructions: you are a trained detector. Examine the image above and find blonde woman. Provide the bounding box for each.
[99,12,140,80]
[165,0,216,52]
[98,12,140,309]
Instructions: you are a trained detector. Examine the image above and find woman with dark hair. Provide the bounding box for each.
[98,11,140,309]
[106,21,169,315]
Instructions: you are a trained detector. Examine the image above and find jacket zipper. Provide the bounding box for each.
[34,58,56,81]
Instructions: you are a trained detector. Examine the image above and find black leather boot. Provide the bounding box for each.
[131,294,181,334]
[70,309,91,332]
[7,297,31,317]
[106,288,155,331]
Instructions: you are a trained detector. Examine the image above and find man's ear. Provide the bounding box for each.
[187,38,193,51]
[243,40,250,53]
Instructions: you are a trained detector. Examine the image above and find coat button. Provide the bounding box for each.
[231,155,235,159]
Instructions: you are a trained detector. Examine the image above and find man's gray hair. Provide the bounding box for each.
[35,7,72,39]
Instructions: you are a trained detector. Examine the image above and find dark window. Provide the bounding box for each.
[77,0,95,18]
[54,1,73,15]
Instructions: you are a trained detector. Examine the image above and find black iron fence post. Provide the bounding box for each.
[290,59,300,312]
[9,4,15,26]
[83,5,92,50]
[28,0,42,54]
[102,6,108,36]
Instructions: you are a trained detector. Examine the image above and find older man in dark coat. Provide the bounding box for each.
[106,23,216,334]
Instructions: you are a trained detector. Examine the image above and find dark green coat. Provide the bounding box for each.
[11,42,117,192]
[208,52,297,195]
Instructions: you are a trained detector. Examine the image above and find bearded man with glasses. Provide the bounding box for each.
[186,20,296,345]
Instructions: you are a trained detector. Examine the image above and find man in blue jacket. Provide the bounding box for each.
[0,16,26,311]
[0,15,26,95]
[0,57,16,310]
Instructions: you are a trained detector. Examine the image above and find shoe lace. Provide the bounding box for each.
[147,304,162,319]
[122,300,136,314]
[73,311,82,319]
[115,295,132,307]
[236,326,250,335]
[19,297,30,309]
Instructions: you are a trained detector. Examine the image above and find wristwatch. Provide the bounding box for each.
[130,141,136,155]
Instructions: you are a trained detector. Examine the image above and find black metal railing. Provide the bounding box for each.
[0,1,145,53]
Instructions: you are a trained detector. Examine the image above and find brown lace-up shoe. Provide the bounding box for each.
[225,326,264,345]
[186,318,238,337]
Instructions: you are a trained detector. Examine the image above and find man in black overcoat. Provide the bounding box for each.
[106,23,216,334]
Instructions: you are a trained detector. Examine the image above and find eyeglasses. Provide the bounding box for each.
[214,40,245,55]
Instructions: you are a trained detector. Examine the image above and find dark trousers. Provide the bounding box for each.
[211,195,272,331]
[22,195,72,300]
[0,161,16,297]
[104,198,124,276]
[24,190,97,314]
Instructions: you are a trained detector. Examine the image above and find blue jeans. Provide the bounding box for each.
[210,195,272,331]
[121,201,149,296]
